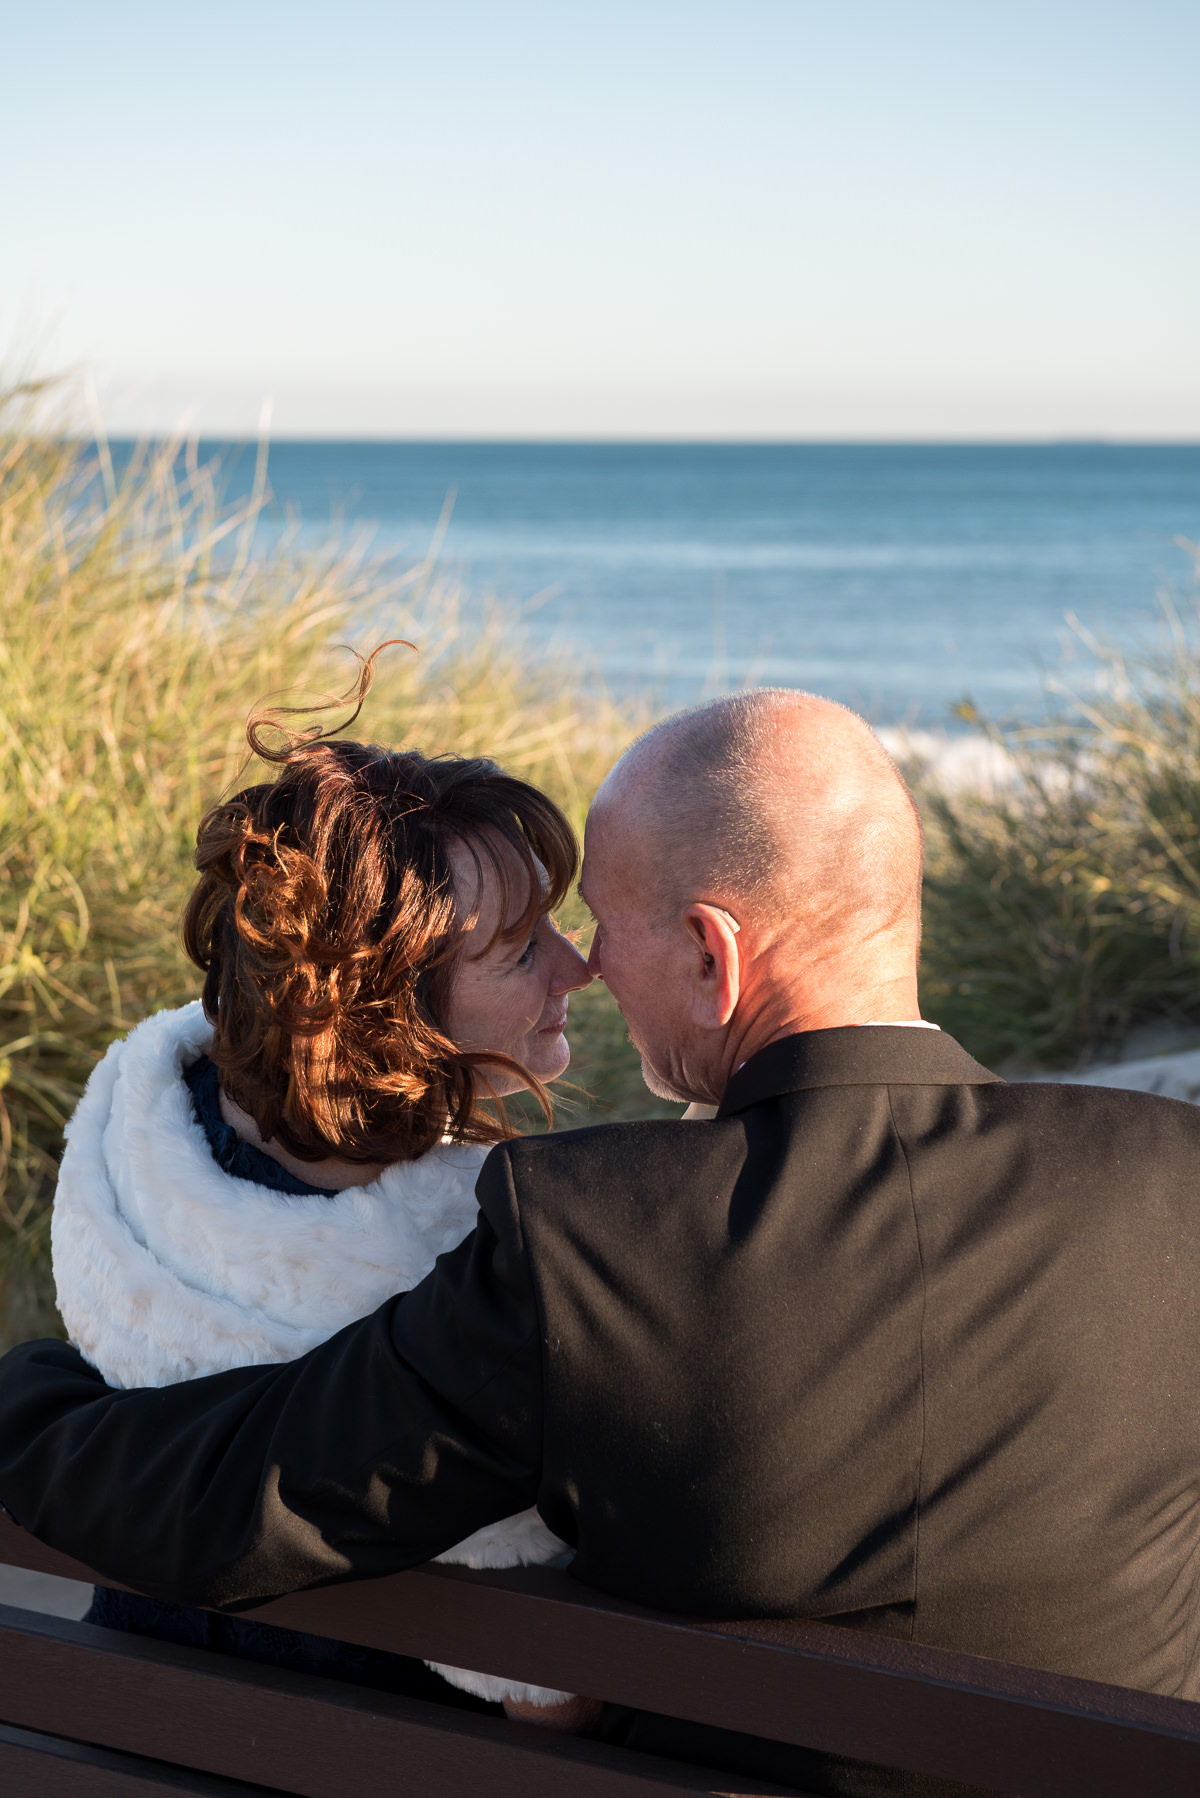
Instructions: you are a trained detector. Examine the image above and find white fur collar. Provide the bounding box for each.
[51,1003,573,1702]
[51,1002,491,1391]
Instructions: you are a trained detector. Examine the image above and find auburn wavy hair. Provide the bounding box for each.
[181,656,578,1165]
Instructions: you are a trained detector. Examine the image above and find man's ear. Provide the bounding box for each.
[683,903,741,1029]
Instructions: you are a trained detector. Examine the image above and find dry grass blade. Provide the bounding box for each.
[0,390,668,1346]
[918,567,1200,1070]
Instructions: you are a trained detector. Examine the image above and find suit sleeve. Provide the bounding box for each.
[0,1149,542,1609]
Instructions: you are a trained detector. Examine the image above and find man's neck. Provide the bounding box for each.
[715,970,922,1093]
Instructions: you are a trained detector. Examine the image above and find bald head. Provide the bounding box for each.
[594,689,923,958]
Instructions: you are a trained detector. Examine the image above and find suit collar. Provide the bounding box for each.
[716,1026,1001,1118]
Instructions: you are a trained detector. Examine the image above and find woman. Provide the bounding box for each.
[51,658,593,1724]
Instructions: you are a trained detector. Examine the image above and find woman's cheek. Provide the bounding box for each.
[508,981,542,1043]
[522,964,550,1008]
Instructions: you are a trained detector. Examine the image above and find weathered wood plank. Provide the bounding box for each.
[4,1511,1200,1796]
[0,1719,279,1795]
[0,1604,805,1798]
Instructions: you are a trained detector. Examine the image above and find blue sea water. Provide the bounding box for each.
[167,441,1200,727]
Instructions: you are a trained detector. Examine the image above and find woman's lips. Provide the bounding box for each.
[538,1012,568,1036]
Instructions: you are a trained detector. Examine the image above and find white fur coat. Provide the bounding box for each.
[51,1002,571,1704]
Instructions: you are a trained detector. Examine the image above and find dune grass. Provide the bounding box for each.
[4,384,1199,1345]
[0,392,674,1347]
[918,573,1200,1070]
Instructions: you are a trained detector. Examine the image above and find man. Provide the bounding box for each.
[1,690,1199,1796]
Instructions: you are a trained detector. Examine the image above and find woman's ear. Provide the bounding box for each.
[683,903,741,1030]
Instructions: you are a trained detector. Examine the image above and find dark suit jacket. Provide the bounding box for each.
[2,1026,1200,1717]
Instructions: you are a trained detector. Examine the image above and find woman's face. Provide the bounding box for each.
[444,834,591,1094]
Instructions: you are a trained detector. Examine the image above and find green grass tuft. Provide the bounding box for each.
[918,577,1200,1069]
[5,382,1199,1346]
[0,393,673,1347]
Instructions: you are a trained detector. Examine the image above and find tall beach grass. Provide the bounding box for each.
[918,572,1200,1070]
[0,393,670,1346]
[3,385,1199,1346]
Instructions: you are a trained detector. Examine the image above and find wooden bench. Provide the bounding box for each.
[1,1513,1199,1796]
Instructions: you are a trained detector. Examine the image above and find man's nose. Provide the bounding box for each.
[551,931,592,993]
[585,933,603,980]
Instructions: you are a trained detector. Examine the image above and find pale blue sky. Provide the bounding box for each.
[3,0,1197,437]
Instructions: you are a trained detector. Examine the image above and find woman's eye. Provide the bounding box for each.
[515,933,538,967]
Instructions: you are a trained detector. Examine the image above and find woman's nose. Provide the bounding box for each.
[551,930,592,993]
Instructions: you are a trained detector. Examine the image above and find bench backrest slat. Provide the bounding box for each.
[0,1718,284,1796]
[0,1603,796,1798]
[3,1514,1200,1796]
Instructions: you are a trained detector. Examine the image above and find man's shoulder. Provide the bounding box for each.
[504,1111,736,1175]
[893,1072,1200,1206]
[487,1072,1200,1216]
[484,1109,746,1206]
[502,1075,1200,1166]
[975,1073,1200,1132]
[483,1112,750,1248]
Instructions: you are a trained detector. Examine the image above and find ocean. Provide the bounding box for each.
[163,441,1200,728]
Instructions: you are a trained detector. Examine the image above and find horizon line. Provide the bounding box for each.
[87,433,1200,449]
